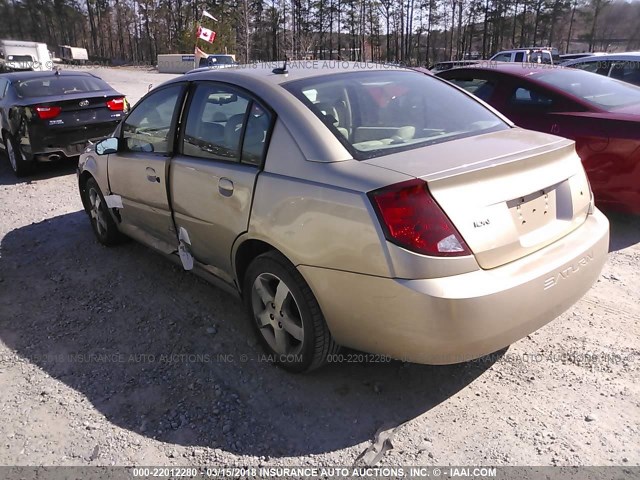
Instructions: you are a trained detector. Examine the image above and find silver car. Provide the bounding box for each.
[562,52,640,87]
[77,63,609,372]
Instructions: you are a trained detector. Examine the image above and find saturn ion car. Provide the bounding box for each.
[77,63,609,372]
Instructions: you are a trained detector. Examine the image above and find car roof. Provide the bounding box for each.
[439,62,568,78]
[563,52,640,64]
[182,61,411,86]
[0,70,102,81]
[492,48,553,54]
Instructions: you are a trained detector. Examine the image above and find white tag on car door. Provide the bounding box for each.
[178,227,194,270]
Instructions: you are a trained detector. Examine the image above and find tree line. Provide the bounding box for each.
[0,0,639,66]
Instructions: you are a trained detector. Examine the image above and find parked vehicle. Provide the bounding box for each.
[559,52,606,63]
[58,45,89,65]
[0,39,52,72]
[429,60,481,73]
[0,70,126,176]
[197,54,237,68]
[562,52,640,87]
[77,63,608,372]
[489,47,560,65]
[157,54,237,74]
[437,63,640,214]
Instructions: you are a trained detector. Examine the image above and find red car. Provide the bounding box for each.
[437,64,640,214]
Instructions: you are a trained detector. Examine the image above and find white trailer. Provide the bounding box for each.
[0,39,52,71]
[59,45,89,64]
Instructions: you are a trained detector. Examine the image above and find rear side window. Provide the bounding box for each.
[510,87,554,106]
[285,70,507,160]
[14,75,111,97]
[514,52,525,62]
[183,83,271,165]
[529,52,552,64]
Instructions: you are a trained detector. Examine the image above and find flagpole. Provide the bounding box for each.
[194,13,204,69]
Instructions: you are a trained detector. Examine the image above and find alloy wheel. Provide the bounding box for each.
[251,272,305,356]
[88,187,108,237]
[6,138,17,172]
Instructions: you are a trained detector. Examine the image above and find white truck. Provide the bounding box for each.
[59,45,89,64]
[489,47,560,65]
[0,39,52,71]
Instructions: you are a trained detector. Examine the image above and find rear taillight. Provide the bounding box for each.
[106,98,125,111]
[368,179,471,257]
[35,106,61,120]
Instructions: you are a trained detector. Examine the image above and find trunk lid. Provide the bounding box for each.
[364,128,592,269]
[28,92,126,127]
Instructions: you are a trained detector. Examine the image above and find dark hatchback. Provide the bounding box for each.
[0,70,126,176]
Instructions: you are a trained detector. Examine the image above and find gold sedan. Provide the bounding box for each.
[77,63,609,372]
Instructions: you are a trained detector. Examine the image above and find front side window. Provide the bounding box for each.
[285,70,507,160]
[610,60,640,86]
[571,61,600,73]
[182,83,272,165]
[492,53,512,62]
[122,84,183,154]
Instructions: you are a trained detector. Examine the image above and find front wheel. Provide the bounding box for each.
[243,251,339,372]
[83,177,123,246]
[4,133,33,177]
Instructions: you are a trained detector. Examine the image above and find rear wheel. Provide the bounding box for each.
[3,133,34,177]
[243,251,339,372]
[84,177,123,246]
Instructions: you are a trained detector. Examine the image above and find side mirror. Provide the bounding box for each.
[95,137,119,155]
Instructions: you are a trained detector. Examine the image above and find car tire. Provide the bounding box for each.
[83,177,123,246]
[243,251,340,372]
[3,133,34,177]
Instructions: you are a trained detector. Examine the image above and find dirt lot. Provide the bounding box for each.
[0,67,639,469]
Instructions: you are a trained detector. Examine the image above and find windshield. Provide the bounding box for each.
[534,69,640,111]
[6,55,34,69]
[14,76,111,97]
[284,71,507,159]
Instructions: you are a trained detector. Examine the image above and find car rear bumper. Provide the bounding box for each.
[299,209,609,364]
[27,121,119,160]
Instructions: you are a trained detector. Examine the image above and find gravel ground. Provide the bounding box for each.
[0,67,639,468]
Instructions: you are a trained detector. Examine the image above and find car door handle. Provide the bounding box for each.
[146,167,160,183]
[218,177,234,197]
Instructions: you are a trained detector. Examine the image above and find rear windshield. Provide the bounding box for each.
[284,70,507,159]
[534,69,640,110]
[14,75,111,98]
[199,56,235,67]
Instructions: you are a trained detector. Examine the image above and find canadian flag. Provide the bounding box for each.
[197,26,216,43]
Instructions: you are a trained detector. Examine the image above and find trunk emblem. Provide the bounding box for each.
[79,100,90,107]
[473,219,491,228]
[543,252,594,290]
